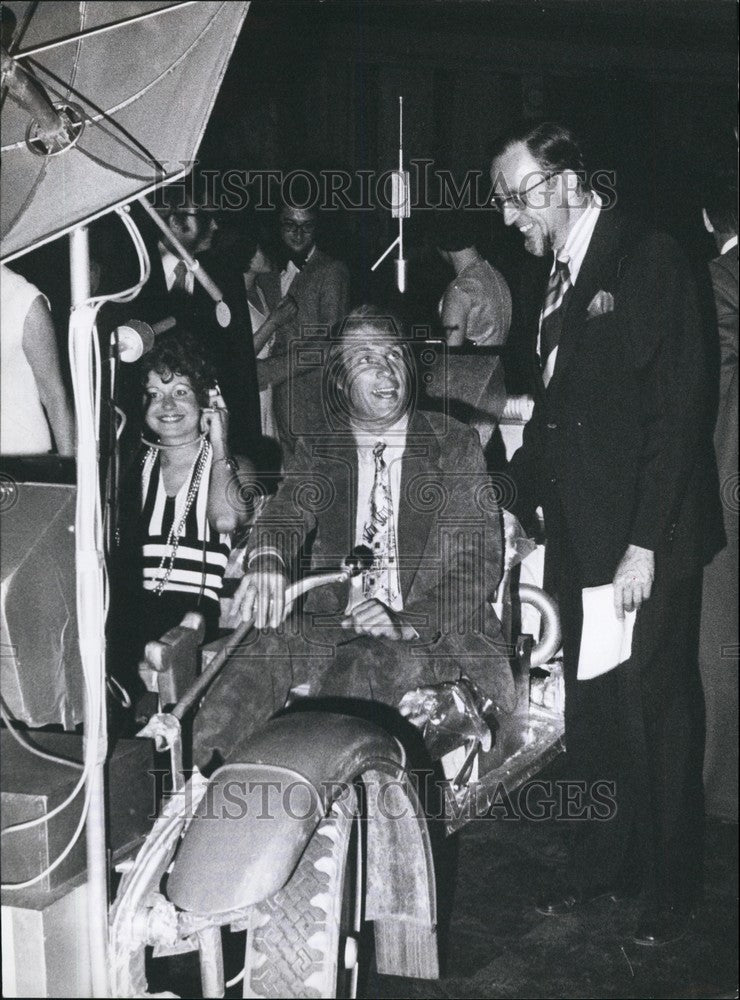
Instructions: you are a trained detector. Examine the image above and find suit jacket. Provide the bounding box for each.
[708,246,738,518]
[509,210,720,586]
[256,249,350,452]
[709,247,739,416]
[246,409,515,710]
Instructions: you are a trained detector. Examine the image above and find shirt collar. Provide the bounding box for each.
[554,191,602,284]
[159,245,178,282]
[282,245,316,276]
[159,244,192,286]
[720,234,738,255]
[352,414,409,453]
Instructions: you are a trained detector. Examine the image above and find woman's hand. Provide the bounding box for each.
[200,390,229,450]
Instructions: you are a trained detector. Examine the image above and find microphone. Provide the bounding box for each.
[111,317,175,362]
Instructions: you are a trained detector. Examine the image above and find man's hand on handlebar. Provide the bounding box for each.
[235,555,288,629]
[341,598,415,641]
[502,509,529,572]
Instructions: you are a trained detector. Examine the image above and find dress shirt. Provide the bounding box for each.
[246,283,278,440]
[160,244,195,295]
[248,416,409,617]
[280,245,316,297]
[538,192,603,375]
[347,416,408,613]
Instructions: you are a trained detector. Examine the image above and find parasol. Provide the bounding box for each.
[1,0,248,261]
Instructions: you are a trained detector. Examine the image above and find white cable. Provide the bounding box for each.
[225,967,245,989]
[1,212,150,889]
[2,765,94,891]
[114,405,127,440]
[107,675,132,709]
[0,315,99,851]
[0,701,83,771]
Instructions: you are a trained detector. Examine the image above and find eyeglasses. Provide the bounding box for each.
[281,221,316,234]
[491,173,555,214]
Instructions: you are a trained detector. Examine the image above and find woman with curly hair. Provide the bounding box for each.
[110,333,255,722]
[136,331,255,640]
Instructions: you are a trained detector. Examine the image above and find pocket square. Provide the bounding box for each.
[587,289,615,318]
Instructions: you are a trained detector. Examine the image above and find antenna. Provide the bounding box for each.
[371,95,410,292]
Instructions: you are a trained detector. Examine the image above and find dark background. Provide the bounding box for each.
[199,0,736,314]
[14,0,738,336]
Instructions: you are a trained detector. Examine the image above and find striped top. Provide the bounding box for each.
[140,446,230,605]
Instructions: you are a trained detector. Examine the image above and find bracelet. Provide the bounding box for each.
[212,454,239,473]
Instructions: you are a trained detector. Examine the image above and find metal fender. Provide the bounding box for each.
[166,711,406,915]
[362,767,440,980]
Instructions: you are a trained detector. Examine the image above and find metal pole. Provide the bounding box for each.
[69,226,111,999]
[137,196,230,325]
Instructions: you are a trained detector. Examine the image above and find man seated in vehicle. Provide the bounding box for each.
[193,305,515,768]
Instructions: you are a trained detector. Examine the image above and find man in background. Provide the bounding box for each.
[106,179,261,458]
[257,200,350,457]
[699,164,738,821]
[147,182,261,456]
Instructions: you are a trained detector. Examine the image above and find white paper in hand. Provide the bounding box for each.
[577,584,637,680]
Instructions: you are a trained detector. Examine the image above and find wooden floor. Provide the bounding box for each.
[370,788,738,999]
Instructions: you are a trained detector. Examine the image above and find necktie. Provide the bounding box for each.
[171,259,188,294]
[540,257,572,383]
[362,441,394,605]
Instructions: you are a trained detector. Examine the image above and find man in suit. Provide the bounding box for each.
[256,202,350,458]
[699,166,738,819]
[119,183,261,457]
[490,121,719,945]
[193,305,514,766]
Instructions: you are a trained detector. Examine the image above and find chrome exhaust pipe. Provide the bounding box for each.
[518,583,561,667]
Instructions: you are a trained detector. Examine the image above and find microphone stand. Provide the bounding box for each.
[370,95,410,293]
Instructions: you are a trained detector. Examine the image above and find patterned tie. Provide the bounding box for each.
[362,441,394,605]
[171,259,188,294]
[540,257,572,384]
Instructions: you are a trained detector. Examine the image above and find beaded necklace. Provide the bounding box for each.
[146,439,211,595]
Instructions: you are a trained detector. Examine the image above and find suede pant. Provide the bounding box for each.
[192,622,463,771]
